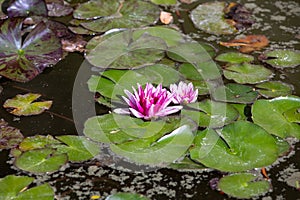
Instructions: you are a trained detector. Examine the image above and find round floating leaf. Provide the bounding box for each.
[86,30,166,69]
[0,119,23,150]
[74,0,159,33]
[47,2,73,17]
[15,148,68,173]
[106,192,149,200]
[215,52,254,64]
[0,18,62,82]
[182,100,239,128]
[84,113,179,144]
[191,1,237,35]
[151,0,176,5]
[261,49,300,68]
[212,83,258,103]
[0,175,54,200]
[18,135,59,151]
[218,173,270,199]
[110,125,194,165]
[87,64,180,100]
[230,103,248,121]
[3,93,52,116]
[169,156,206,170]
[255,81,293,98]
[7,0,48,17]
[190,121,278,172]
[55,135,100,162]
[223,63,273,84]
[179,62,221,81]
[273,136,290,156]
[252,96,300,138]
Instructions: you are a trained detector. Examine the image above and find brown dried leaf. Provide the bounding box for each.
[61,35,87,52]
[220,35,269,53]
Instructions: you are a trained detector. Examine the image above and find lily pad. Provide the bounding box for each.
[190,121,278,172]
[47,2,73,17]
[169,156,206,170]
[74,0,159,33]
[151,0,176,5]
[223,63,273,84]
[252,96,300,138]
[86,30,166,69]
[18,135,60,151]
[0,18,62,82]
[260,49,300,68]
[218,173,270,199]
[179,62,222,81]
[255,81,293,98]
[212,83,258,104]
[110,125,194,165]
[106,192,149,200]
[215,52,254,64]
[273,136,290,156]
[0,175,54,200]
[182,100,239,128]
[0,119,23,150]
[88,64,180,100]
[190,1,237,35]
[7,0,48,17]
[15,148,68,173]
[3,93,52,116]
[55,135,100,162]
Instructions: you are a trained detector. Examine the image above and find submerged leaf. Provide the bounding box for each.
[0,18,62,82]
[190,1,237,35]
[0,175,54,200]
[220,35,269,53]
[218,173,270,199]
[252,96,300,138]
[3,93,52,116]
[260,49,300,68]
[0,119,23,150]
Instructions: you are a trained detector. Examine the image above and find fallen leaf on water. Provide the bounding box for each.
[220,35,269,53]
[3,93,52,116]
[160,11,173,25]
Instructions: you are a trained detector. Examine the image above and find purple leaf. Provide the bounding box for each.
[7,0,48,18]
[0,119,24,150]
[0,18,62,82]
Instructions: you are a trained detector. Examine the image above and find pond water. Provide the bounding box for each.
[0,0,299,199]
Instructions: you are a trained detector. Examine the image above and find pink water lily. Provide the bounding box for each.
[114,83,182,120]
[170,81,198,104]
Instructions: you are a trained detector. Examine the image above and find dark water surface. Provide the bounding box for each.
[0,0,300,199]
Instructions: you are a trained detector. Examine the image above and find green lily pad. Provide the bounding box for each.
[190,1,237,35]
[15,148,68,173]
[255,81,293,98]
[273,136,290,156]
[110,125,194,165]
[55,135,100,162]
[230,103,248,120]
[88,64,180,101]
[3,93,52,116]
[167,42,216,62]
[190,121,278,172]
[283,107,300,123]
[0,119,23,150]
[218,173,270,199]
[223,63,273,84]
[151,0,177,5]
[73,0,159,33]
[261,49,300,68]
[84,113,179,144]
[86,30,166,69]
[0,175,54,200]
[252,96,300,138]
[179,62,221,81]
[106,192,149,200]
[212,83,258,104]
[215,52,254,64]
[182,100,239,128]
[18,135,60,151]
[169,157,206,170]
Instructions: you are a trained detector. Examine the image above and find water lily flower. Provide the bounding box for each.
[170,81,198,104]
[114,83,182,120]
